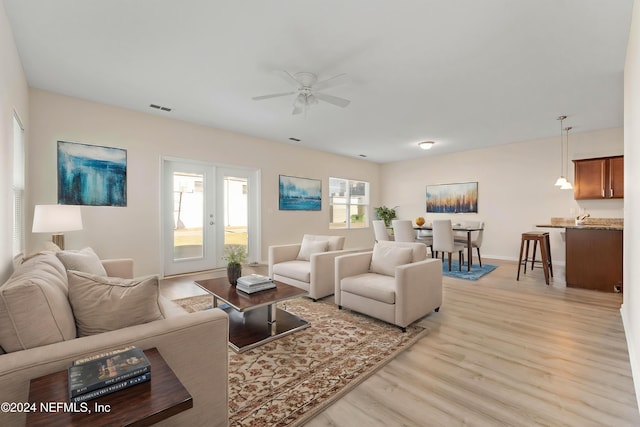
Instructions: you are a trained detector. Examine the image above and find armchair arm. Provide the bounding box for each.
[268,244,301,277]
[395,258,443,327]
[334,251,373,305]
[101,258,134,279]
[309,249,362,300]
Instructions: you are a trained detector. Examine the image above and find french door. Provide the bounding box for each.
[162,159,260,276]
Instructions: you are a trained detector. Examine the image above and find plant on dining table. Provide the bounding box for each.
[374,205,398,227]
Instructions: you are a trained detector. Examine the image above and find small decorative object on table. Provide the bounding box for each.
[68,346,151,402]
[415,216,425,227]
[224,245,247,286]
[236,274,276,294]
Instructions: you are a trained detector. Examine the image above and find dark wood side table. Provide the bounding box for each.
[26,348,192,427]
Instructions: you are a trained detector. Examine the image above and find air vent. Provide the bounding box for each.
[149,104,172,112]
[359,154,367,158]
[289,137,301,142]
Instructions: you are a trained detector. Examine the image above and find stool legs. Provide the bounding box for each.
[517,232,551,285]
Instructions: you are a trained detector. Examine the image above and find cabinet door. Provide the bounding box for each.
[608,156,624,198]
[573,158,606,199]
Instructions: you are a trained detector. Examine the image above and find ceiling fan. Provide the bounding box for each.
[252,70,351,115]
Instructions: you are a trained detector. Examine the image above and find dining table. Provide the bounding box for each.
[414,224,484,271]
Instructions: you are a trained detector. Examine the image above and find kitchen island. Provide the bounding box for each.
[536,218,623,293]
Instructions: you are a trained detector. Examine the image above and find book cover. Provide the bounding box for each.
[70,372,151,403]
[68,347,150,398]
[237,274,272,287]
[73,346,137,366]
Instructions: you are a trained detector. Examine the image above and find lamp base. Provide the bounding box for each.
[52,234,65,250]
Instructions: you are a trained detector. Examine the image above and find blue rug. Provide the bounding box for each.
[440,259,497,281]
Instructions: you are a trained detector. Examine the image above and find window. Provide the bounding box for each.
[329,177,369,229]
[12,113,25,256]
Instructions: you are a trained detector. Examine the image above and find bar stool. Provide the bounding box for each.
[517,231,553,285]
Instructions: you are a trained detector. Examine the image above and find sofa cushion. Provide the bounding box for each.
[369,244,413,277]
[56,247,107,276]
[67,271,163,337]
[272,261,311,283]
[376,240,427,262]
[301,234,345,252]
[0,252,76,352]
[341,273,396,304]
[297,239,328,261]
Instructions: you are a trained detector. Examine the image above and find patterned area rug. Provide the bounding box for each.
[173,294,427,426]
[441,259,498,281]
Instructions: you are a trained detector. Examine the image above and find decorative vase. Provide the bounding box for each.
[227,263,242,286]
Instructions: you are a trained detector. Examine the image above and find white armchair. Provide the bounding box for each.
[269,234,357,300]
[335,241,442,332]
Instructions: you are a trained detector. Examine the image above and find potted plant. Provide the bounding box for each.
[374,205,398,227]
[223,244,247,286]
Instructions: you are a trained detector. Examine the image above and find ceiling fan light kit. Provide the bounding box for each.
[253,70,351,115]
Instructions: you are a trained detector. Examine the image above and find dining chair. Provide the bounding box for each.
[372,220,391,242]
[432,219,465,271]
[454,221,484,267]
[391,220,417,242]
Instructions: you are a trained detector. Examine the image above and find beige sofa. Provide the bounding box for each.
[269,234,362,300]
[0,250,228,427]
[335,241,442,331]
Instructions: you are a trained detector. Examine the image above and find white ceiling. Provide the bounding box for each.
[3,0,633,163]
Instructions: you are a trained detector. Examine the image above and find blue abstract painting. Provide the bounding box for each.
[58,141,127,206]
[426,182,478,213]
[279,175,321,211]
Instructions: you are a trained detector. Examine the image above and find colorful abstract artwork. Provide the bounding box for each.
[58,141,127,206]
[426,182,478,213]
[279,175,321,211]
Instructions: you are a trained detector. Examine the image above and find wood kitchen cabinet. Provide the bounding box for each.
[565,228,623,292]
[573,156,623,199]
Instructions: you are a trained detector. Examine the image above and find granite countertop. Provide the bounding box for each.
[536,217,624,231]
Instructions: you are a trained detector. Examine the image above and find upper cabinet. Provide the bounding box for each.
[573,156,624,200]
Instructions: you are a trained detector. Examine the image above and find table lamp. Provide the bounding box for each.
[32,204,83,250]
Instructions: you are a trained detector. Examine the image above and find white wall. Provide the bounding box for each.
[622,0,640,410]
[0,2,29,282]
[380,128,624,265]
[26,90,380,276]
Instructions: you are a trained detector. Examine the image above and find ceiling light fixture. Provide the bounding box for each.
[418,141,435,150]
[554,116,568,186]
[560,126,573,190]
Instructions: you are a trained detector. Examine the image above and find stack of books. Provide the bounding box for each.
[236,274,276,294]
[68,346,151,403]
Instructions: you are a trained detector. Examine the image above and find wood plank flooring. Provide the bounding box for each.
[160,259,640,426]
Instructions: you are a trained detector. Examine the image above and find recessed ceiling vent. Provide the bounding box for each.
[149,104,172,112]
[289,137,301,142]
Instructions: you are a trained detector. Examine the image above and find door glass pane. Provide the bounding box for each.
[173,172,204,260]
[224,176,248,254]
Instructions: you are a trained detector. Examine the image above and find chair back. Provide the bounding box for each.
[391,220,416,242]
[301,234,345,251]
[432,220,455,252]
[376,240,427,262]
[461,221,483,246]
[372,220,391,241]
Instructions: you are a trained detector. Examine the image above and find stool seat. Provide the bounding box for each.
[517,231,553,285]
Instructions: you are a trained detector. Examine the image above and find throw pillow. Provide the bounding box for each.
[369,244,413,277]
[296,239,329,261]
[67,271,163,337]
[57,247,107,276]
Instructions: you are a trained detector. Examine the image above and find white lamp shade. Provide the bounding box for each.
[32,205,83,233]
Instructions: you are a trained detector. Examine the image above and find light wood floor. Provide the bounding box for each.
[160,259,640,426]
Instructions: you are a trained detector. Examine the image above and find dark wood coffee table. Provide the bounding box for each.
[26,348,191,427]
[194,277,310,353]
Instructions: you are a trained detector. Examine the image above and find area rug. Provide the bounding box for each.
[441,259,497,281]
[173,294,427,426]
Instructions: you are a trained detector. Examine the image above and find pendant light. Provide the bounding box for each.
[554,115,567,186]
[560,126,573,189]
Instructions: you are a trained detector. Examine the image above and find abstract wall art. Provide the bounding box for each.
[426,181,478,213]
[279,175,322,211]
[58,141,127,206]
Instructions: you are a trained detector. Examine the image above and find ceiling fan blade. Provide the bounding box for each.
[252,91,296,101]
[313,92,351,108]
[292,104,304,115]
[275,70,303,88]
[313,73,350,91]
